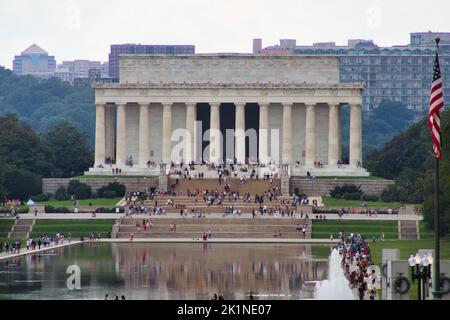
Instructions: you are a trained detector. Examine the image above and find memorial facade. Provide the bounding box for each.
[86,54,369,176]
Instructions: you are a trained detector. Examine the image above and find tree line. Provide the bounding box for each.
[0,114,92,201]
[365,109,450,235]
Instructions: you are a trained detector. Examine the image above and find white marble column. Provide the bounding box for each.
[349,104,362,166]
[105,105,115,162]
[94,103,106,166]
[258,103,269,164]
[235,103,246,164]
[337,106,342,161]
[305,104,316,166]
[185,103,196,164]
[282,103,293,164]
[138,103,150,167]
[328,103,340,166]
[162,103,172,164]
[116,103,127,166]
[209,103,221,164]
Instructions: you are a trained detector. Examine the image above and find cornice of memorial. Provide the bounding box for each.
[92,82,364,90]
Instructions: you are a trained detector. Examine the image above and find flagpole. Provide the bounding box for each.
[432,37,442,300]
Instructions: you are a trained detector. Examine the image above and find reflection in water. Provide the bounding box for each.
[0,243,329,300]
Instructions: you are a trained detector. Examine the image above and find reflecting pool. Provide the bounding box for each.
[0,243,332,300]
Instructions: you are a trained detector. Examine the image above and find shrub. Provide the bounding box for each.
[96,207,125,213]
[54,186,69,201]
[362,194,380,202]
[44,205,71,213]
[100,190,116,199]
[33,193,51,202]
[67,180,92,199]
[342,192,362,200]
[97,182,126,198]
[0,205,30,214]
[330,185,363,200]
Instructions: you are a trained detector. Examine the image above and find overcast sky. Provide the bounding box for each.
[1,0,449,69]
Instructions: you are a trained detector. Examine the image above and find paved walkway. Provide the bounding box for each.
[99,238,338,244]
[12,212,422,221]
[0,240,81,261]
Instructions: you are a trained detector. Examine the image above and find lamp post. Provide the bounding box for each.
[408,252,433,300]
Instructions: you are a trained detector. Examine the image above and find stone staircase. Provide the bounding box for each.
[113,217,312,239]
[170,178,281,196]
[9,219,35,239]
[142,196,314,215]
[398,220,419,240]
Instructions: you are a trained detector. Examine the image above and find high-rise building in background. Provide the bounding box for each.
[256,31,450,115]
[13,44,56,78]
[55,60,109,85]
[252,38,262,54]
[108,44,195,80]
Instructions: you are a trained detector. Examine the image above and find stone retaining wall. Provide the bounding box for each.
[289,177,394,196]
[42,177,160,194]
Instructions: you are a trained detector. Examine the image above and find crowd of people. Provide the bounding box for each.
[1,199,23,217]
[166,162,280,182]
[336,232,379,300]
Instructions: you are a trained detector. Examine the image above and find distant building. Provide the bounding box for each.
[256,32,450,114]
[53,60,109,84]
[108,44,195,80]
[54,67,75,83]
[253,38,262,54]
[13,44,56,78]
[59,60,109,79]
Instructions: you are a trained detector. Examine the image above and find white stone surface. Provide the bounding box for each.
[235,103,246,164]
[105,105,115,161]
[349,104,362,166]
[315,104,329,164]
[292,104,306,163]
[268,103,282,163]
[116,104,126,166]
[282,103,293,164]
[305,104,316,166]
[162,103,172,163]
[120,55,340,85]
[90,54,365,176]
[125,104,139,162]
[94,104,105,166]
[138,103,149,166]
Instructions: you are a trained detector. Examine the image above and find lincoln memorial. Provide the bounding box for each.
[86,54,369,177]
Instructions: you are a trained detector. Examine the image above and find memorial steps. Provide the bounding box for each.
[169,178,282,196]
[399,220,419,240]
[113,217,312,239]
[9,218,35,239]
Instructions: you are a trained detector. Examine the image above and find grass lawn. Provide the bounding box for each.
[39,198,123,207]
[30,219,115,239]
[0,219,14,239]
[369,238,450,265]
[323,197,401,208]
[312,220,398,239]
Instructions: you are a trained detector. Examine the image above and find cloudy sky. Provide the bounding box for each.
[0,0,449,69]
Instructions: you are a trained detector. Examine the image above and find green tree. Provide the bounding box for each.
[363,100,416,153]
[0,66,96,147]
[0,113,54,176]
[43,121,93,177]
[4,168,42,200]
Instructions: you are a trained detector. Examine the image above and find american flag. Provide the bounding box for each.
[428,51,445,160]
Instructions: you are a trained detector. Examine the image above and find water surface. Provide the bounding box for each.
[0,243,331,300]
